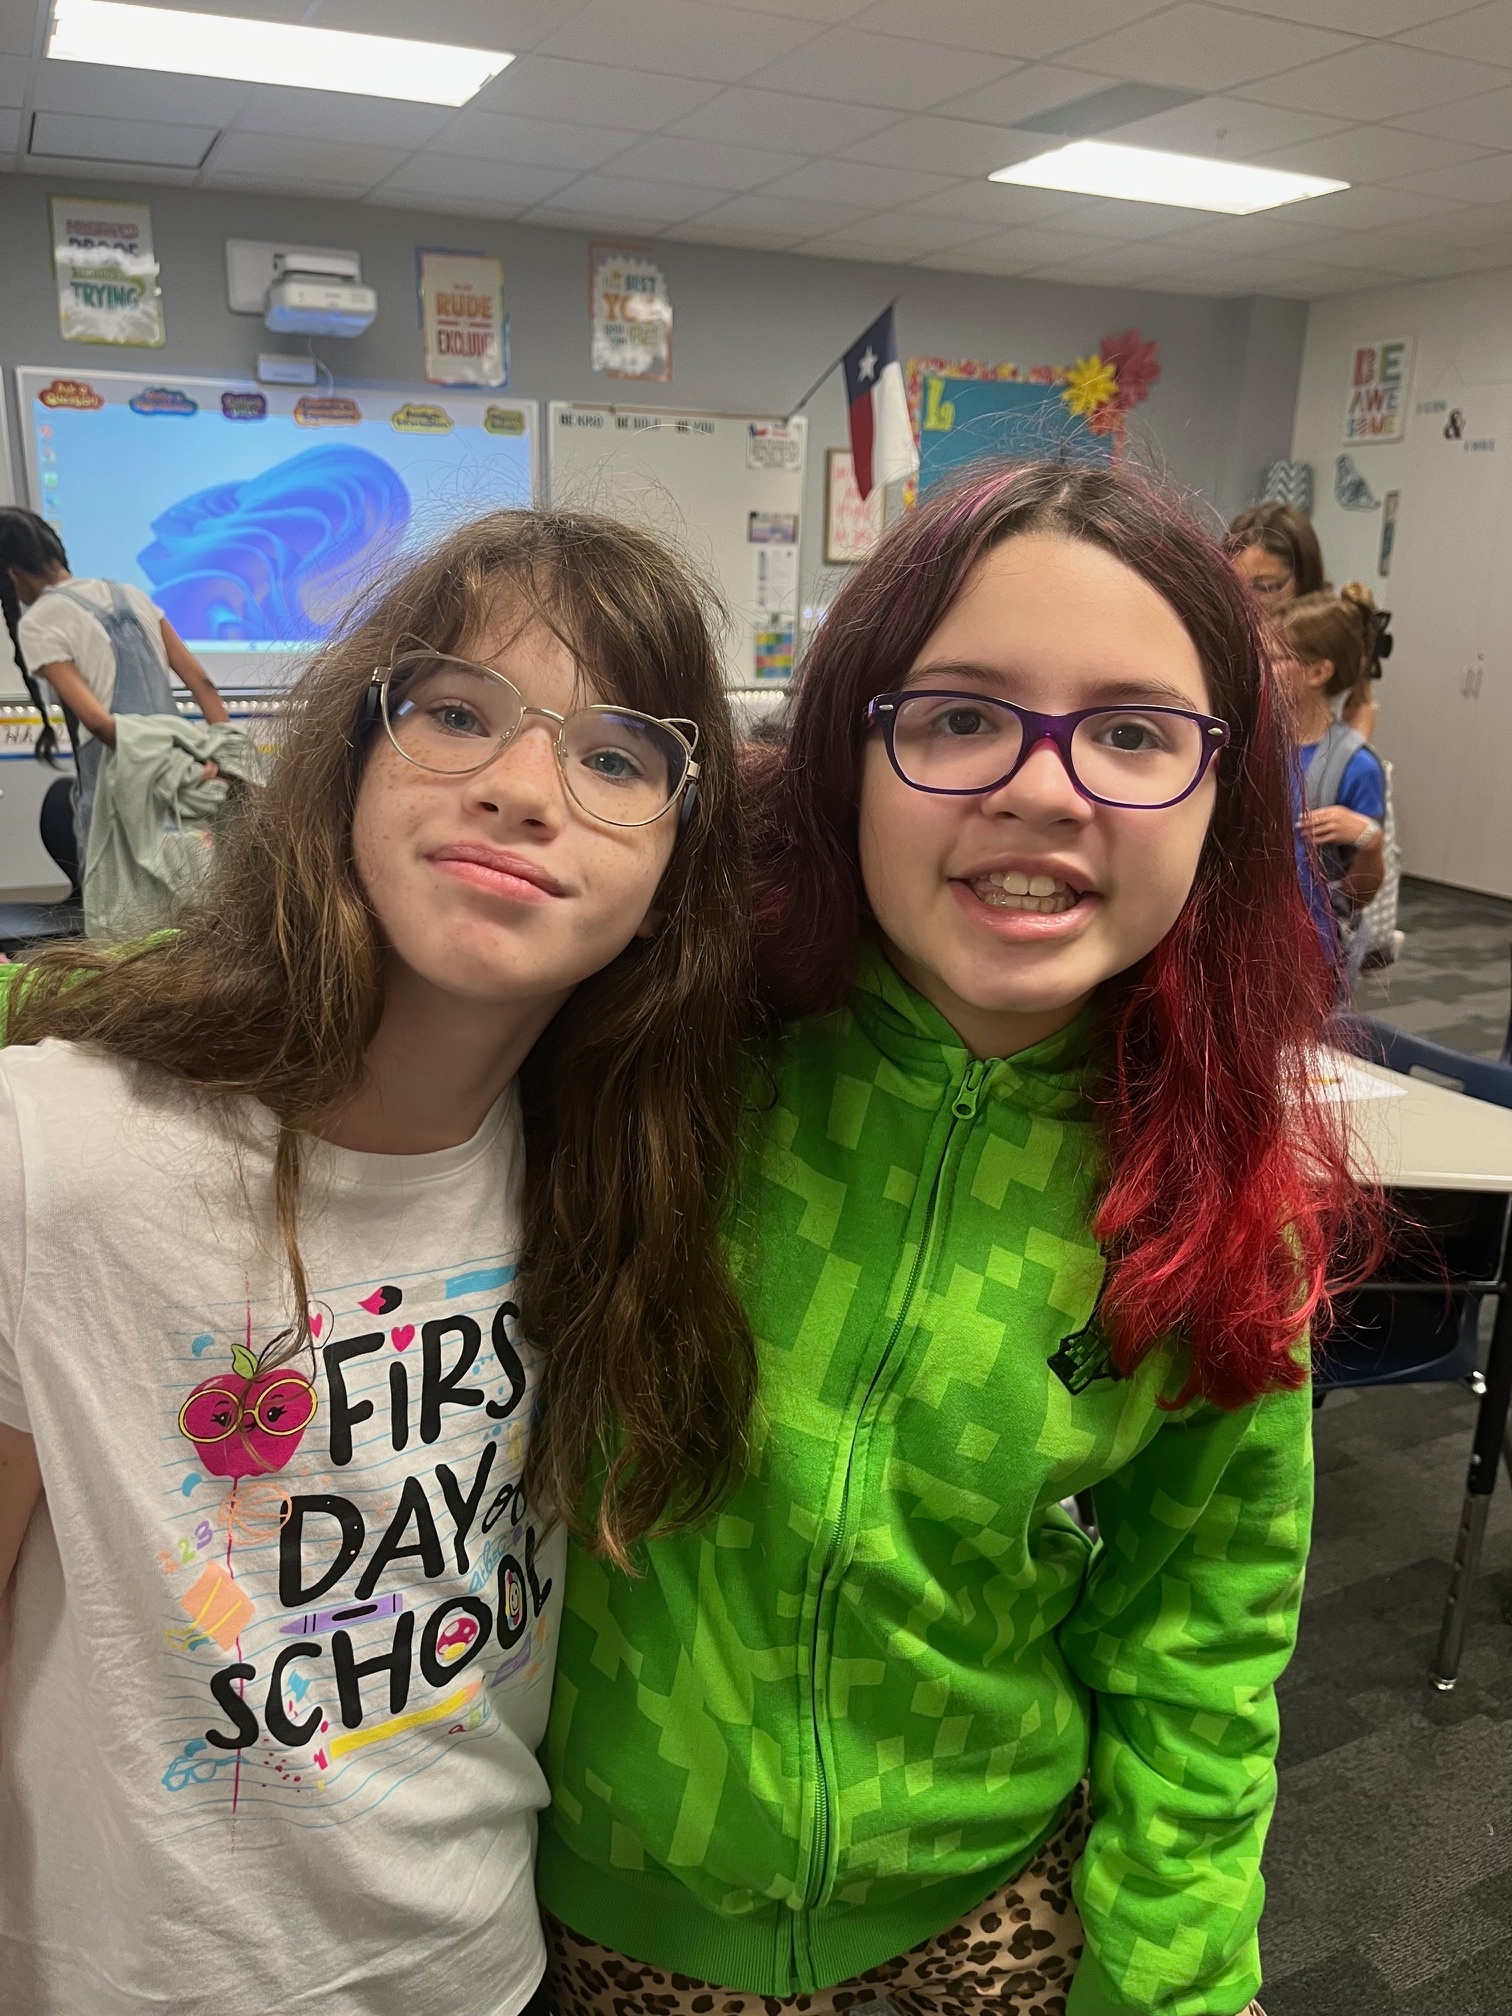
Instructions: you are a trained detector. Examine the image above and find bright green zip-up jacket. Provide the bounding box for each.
[538,950,1312,2015]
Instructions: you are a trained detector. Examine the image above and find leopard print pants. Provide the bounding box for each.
[544,1788,1263,2016]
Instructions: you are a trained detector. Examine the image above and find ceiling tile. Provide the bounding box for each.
[681,189,875,234]
[1101,92,1349,154]
[1213,0,1471,30]
[952,221,1124,264]
[840,116,1046,178]
[933,65,1119,126]
[851,0,1164,62]
[602,134,794,188]
[428,107,636,171]
[478,54,720,127]
[1241,42,1501,119]
[1378,242,1512,276]
[1065,4,1358,93]
[377,153,575,205]
[695,0,873,19]
[663,221,796,248]
[1187,253,1339,287]
[1051,196,1205,239]
[666,86,896,150]
[902,180,1093,224]
[231,86,453,149]
[1391,84,1512,146]
[1388,152,1512,203]
[538,0,816,81]
[207,131,408,186]
[1281,182,1456,228]
[314,0,585,50]
[744,27,1016,109]
[20,154,202,187]
[764,157,958,205]
[0,0,34,59]
[1132,211,1326,254]
[1402,2,1512,65]
[1258,124,1491,181]
[0,54,29,108]
[1303,266,1416,292]
[798,211,992,255]
[370,189,531,219]
[534,169,725,221]
[29,111,219,167]
[1387,196,1512,243]
[1277,227,1423,268]
[32,59,251,123]
[911,247,1028,272]
[0,106,17,147]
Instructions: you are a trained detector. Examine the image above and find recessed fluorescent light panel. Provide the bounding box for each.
[990,140,1347,215]
[48,0,513,106]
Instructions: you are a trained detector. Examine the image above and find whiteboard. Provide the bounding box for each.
[1374,383,1512,897]
[547,403,805,688]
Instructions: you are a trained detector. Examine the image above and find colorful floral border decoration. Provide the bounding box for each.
[1063,328,1162,446]
[902,334,1161,496]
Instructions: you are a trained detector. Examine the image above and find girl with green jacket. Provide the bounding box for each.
[537,465,1371,2016]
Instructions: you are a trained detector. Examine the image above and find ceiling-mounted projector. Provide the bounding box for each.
[264,249,376,338]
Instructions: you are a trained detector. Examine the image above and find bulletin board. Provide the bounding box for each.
[16,365,539,692]
[546,402,806,686]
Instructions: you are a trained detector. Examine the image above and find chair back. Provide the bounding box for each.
[1335,1014,1512,1111]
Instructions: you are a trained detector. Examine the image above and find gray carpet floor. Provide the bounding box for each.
[1261,876,1512,2014]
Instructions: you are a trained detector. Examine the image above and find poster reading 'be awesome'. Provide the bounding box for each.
[419,252,508,388]
[1344,336,1414,446]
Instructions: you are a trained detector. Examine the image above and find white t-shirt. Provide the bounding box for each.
[0,1041,562,2016]
[15,579,168,744]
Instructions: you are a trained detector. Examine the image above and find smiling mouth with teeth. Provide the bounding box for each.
[969,871,1084,914]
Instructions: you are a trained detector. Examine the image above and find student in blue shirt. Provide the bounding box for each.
[1277,586,1386,965]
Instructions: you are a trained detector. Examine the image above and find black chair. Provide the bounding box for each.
[0,775,85,954]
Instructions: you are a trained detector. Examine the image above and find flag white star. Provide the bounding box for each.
[857,345,878,382]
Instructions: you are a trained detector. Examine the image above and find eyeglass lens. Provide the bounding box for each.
[889,694,1210,807]
[385,655,688,826]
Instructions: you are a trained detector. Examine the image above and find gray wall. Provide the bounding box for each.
[0,171,1306,643]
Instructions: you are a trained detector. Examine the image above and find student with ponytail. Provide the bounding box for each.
[540,465,1376,2016]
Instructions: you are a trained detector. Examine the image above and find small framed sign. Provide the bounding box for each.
[825,447,884,564]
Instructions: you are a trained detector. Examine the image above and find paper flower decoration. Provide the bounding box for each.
[1061,353,1119,418]
[1099,328,1161,412]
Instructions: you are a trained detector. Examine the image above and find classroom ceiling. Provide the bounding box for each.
[6,0,1512,298]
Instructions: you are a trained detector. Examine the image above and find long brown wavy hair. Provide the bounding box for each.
[6,510,756,1563]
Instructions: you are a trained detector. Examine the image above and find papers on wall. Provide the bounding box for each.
[419,251,507,388]
[590,246,672,381]
[51,196,164,347]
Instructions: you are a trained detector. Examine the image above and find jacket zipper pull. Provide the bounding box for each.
[953,1060,988,1120]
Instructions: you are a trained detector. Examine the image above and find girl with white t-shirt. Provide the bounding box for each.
[0,510,755,2016]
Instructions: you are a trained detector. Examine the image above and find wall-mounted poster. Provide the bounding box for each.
[50,196,164,347]
[917,374,1107,493]
[1344,336,1414,446]
[419,250,507,388]
[825,448,884,563]
[590,245,672,381]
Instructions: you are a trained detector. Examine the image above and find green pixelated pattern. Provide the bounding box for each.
[538,949,1312,2016]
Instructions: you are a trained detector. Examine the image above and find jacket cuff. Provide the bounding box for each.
[1067,1950,1144,2016]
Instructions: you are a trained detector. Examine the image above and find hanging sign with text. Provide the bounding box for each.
[51,195,165,347]
[419,251,508,388]
[590,245,672,382]
[1343,335,1414,446]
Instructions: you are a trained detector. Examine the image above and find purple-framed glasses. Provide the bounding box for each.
[866,690,1230,811]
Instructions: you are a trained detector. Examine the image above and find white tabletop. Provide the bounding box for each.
[1328,1050,1512,1193]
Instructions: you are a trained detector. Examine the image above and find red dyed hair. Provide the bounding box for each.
[747,462,1376,1408]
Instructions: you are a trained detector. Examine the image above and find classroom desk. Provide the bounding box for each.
[1335,1052,1512,1687]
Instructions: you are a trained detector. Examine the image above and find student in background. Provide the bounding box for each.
[0,508,229,854]
[1226,501,1326,613]
[1278,585,1389,977]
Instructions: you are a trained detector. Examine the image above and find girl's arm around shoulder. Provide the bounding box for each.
[1058,1370,1314,2016]
[0,1061,41,1595]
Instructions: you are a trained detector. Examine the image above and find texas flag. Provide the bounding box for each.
[843,306,918,499]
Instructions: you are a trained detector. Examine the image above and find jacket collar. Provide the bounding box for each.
[847,940,1098,1119]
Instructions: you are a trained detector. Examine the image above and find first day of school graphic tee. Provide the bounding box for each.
[0,1040,564,2016]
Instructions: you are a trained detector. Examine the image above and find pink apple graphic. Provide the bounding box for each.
[178,1343,318,1480]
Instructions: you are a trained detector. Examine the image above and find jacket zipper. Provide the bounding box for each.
[799,1056,990,1952]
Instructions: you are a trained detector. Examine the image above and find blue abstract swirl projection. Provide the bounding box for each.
[137,443,411,642]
